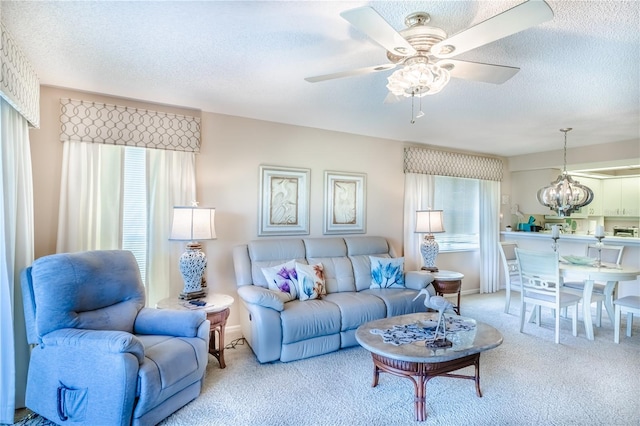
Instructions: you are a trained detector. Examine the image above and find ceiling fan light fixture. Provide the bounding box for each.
[386,59,450,97]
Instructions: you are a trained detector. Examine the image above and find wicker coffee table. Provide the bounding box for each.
[355,312,503,422]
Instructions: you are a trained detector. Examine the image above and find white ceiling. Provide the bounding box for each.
[2,0,639,157]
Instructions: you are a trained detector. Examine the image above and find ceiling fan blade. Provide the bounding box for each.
[383,92,403,104]
[305,63,396,83]
[340,7,417,57]
[432,0,554,59]
[439,60,520,84]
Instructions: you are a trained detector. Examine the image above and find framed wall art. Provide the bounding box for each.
[323,171,366,234]
[258,165,310,236]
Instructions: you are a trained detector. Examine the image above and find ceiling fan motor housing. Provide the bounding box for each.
[386,16,451,64]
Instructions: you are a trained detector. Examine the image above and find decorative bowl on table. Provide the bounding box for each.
[561,255,596,266]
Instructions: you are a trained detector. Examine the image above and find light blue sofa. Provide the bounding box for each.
[233,236,434,363]
[21,250,210,426]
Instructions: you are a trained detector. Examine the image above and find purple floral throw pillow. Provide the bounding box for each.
[262,260,298,301]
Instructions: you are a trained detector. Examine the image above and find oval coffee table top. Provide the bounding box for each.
[356,312,503,363]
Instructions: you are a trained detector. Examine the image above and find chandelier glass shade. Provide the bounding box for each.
[386,57,451,97]
[537,128,594,217]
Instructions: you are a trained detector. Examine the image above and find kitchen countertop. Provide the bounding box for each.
[501,231,640,246]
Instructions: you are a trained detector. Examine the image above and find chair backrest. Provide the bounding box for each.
[499,241,520,277]
[515,248,561,298]
[586,244,624,265]
[21,250,146,344]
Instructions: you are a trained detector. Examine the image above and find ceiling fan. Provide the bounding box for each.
[305,0,554,101]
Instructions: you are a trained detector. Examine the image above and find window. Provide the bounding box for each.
[122,147,147,281]
[433,176,479,251]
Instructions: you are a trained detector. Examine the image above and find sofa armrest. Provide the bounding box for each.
[134,307,206,337]
[41,328,145,364]
[237,286,284,311]
[405,270,434,290]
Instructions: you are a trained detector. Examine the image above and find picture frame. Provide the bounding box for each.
[259,165,310,236]
[323,171,366,234]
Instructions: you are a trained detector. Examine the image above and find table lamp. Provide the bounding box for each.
[169,205,216,300]
[415,209,445,272]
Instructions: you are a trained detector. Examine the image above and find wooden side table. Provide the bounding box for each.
[431,270,464,315]
[156,293,234,368]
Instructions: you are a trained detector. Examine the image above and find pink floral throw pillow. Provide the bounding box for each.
[295,262,326,301]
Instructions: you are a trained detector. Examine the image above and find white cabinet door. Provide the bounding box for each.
[602,177,640,217]
[603,179,622,216]
[620,177,640,216]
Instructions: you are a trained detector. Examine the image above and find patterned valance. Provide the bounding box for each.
[60,98,201,152]
[0,23,40,128]
[404,146,503,181]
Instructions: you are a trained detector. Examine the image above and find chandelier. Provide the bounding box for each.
[537,128,594,217]
[386,56,451,123]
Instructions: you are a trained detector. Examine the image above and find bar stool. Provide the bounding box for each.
[614,295,640,343]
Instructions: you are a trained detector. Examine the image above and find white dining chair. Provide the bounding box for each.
[563,244,624,326]
[614,295,640,343]
[515,248,582,344]
[498,241,521,314]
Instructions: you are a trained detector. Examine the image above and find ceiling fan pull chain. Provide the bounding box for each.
[410,90,416,124]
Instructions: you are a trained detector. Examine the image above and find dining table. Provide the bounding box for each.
[559,262,640,341]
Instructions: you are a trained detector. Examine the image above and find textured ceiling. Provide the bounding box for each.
[2,0,639,157]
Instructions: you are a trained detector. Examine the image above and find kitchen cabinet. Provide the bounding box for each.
[578,177,601,216]
[621,177,640,216]
[603,177,640,217]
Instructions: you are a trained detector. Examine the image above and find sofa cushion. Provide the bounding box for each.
[280,299,341,344]
[262,260,298,301]
[363,288,425,317]
[295,262,326,301]
[324,292,386,331]
[135,334,205,414]
[306,256,356,294]
[369,256,405,289]
[248,239,307,288]
[304,237,356,293]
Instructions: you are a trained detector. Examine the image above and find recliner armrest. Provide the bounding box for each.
[405,270,435,290]
[134,307,206,337]
[237,285,284,311]
[41,328,145,363]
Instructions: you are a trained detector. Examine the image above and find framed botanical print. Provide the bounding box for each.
[258,165,310,236]
[323,171,366,234]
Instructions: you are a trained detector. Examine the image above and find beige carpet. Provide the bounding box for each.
[16,291,640,425]
[160,291,640,426]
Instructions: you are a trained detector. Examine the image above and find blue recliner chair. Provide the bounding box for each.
[21,250,210,425]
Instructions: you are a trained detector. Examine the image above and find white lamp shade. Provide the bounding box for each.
[169,207,216,241]
[415,210,445,234]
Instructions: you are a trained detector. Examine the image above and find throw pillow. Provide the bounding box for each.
[295,262,326,301]
[261,260,298,301]
[369,256,405,289]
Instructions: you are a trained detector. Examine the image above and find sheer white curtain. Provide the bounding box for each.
[57,142,123,252]
[0,99,34,423]
[146,149,195,307]
[403,173,435,271]
[57,141,195,307]
[479,179,501,293]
